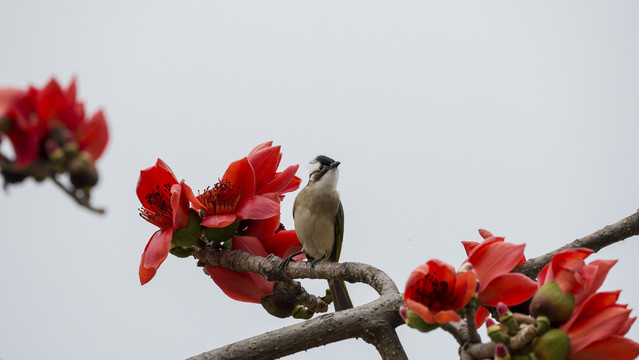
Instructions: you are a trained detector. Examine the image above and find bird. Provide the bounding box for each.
[291,155,353,311]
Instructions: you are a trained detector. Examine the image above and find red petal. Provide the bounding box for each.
[548,248,593,279]
[232,235,269,257]
[570,336,639,360]
[0,88,25,114]
[171,182,190,229]
[181,181,206,211]
[453,269,477,309]
[406,299,461,324]
[577,259,617,302]
[564,291,631,354]
[248,145,281,192]
[142,228,173,269]
[461,241,479,257]
[258,165,300,195]
[468,240,527,294]
[243,214,281,239]
[261,230,302,258]
[478,229,494,239]
[479,273,538,306]
[139,252,157,285]
[36,79,65,122]
[474,306,491,328]
[77,110,109,161]
[205,265,273,303]
[248,141,273,156]
[236,195,280,220]
[201,214,237,228]
[222,157,255,201]
[280,176,302,194]
[136,159,178,211]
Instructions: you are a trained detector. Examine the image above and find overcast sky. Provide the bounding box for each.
[1,1,639,359]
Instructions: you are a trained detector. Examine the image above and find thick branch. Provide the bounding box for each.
[515,209,639,279]
[191,248,405,359]
[187,293,404,360]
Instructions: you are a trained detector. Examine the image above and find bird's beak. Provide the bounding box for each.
[330,161,341,169]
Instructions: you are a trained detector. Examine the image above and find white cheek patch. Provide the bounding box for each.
[307,160,321,176]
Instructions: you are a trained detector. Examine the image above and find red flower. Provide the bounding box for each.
[247,141,301,198]
[0,78,108,166]
[404,259,477,324]
[462,229,538,327]
[537,248,616,305]
[560,291,639,359]
[137,159,190,285]
[205,229,302,303]
[184,142,300,229]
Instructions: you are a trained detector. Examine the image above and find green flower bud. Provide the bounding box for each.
[487,318,510,344]
[203,221,239,244]
[497,302,519,335]
[171,209,202,248]
[533,328,570,360]
[529,280,575,326]
[400,307,439,333]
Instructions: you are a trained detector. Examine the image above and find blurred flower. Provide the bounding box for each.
[0,78,108,167]
[137,159,190,285]
[560,290,639,359]
[403,259,476,324]
[462,229,538,327]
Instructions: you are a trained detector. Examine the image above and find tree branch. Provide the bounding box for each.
[188,209,639,360]
[191,248,406,359]
[514,209,639,279]
[0,154,105,214]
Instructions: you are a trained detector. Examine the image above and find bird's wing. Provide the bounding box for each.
[330,201,344,262]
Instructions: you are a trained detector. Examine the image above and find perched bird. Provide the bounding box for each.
[292,155,353,311]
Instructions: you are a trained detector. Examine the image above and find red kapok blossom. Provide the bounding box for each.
[247,141,301,198]
[561,291,639,359]
[404,259,477,324]
[0,78,109,166]
[137,159,189,285]
[462,229,538,327]
[537,248,616,305]
[185,142,300,229]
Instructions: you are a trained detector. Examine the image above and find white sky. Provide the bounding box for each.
[1,1,639,359]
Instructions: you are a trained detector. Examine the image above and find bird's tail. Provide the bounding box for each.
[328,279,353,311]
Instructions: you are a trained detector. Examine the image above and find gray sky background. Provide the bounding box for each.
[1,1,639,359]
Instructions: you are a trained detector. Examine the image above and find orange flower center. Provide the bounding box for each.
[197,179,241,216]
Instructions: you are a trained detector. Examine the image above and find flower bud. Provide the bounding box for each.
[171,209,202,248]
[400,306,439,333]
[68,152,98,188]
[487,318,510,344]
[44,139,64,164]
[533,328,570,360]
[529,280,575,326]
[260,282,298,318]
[494,343,511,360]
[202,221,240,244]
[497,302,518,334]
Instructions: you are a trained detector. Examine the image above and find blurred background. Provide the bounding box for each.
[1,1,638,359]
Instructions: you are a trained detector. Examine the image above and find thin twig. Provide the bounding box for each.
[50,176,105,214]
